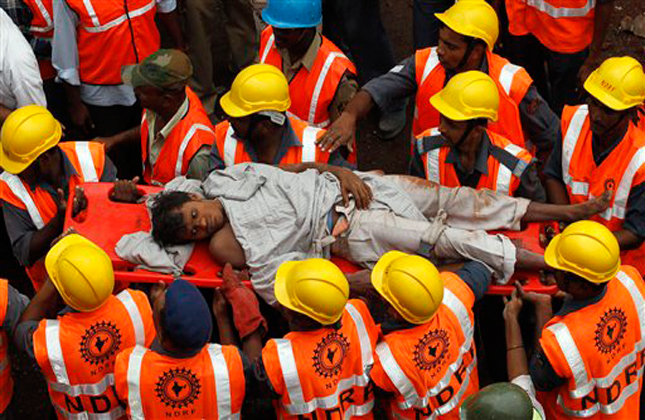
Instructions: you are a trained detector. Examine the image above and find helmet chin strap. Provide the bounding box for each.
[452,120,477,150]
[455,38,477,72]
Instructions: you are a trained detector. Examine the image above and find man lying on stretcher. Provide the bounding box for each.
[142,162,609,305]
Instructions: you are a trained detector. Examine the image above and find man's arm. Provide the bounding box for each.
[409,139,427,179]
[328,71,360,123]
[96,126,140,153]
[578,0,615,83]
[455,261,493,302]
[186,145,213,181]
[618,182,645,250]
[517,86,559,165]
[543,132,571,204]
[155,0,185,50]
[515,161,547,202]
[3,284,29,336]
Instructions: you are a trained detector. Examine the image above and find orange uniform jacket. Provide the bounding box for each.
[415,128,534,196]
[114,344,245,419]
[213,117,331,167]
[0,142,107,291]
[141,87,215,185]
[0,280,12,413]
[262,299,379,419]
[23,0,56,79]
[537,266,645,418]
[63,0,160,85]
[259,26,357,129]
[370,272,479,419]
[559,104,645,274]
[414,48,532,148]
[505,0,595,53]
[32,289,155,420]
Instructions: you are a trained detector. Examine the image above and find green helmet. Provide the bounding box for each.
[459,383,541,420]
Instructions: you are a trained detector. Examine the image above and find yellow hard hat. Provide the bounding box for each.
[45,234,115,312]
[275,259,349,325]
[0,105,62,174]
[371,251,444,324]
[545,221,621,284]
[584,56,645,111]
[435,0,499,50]
[430,70,499,121]
[220,64,291,118]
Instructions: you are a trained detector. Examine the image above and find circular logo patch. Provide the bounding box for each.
[595,308,627,355]
[414,329,450,371]
[155,368,202,409]
[604,178,616,191]
[79,321,122,365]
[313,332,350,378]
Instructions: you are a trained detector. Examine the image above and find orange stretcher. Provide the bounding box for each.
[65,183,557,294]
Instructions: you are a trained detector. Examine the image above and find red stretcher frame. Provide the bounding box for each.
[65,183,558,294]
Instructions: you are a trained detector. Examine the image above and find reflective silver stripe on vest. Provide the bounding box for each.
[207,344,240,419]
[547,323,592,398]
[126,345,147,420]
[223,125,238,167]
[0,172,46,229]
[607,147,645,220]
[526,0,595,18]
[260,33,275,64]
[420,48,440,86]
[74,142,99,182]
[45,320,70,385]
[345,302,374,371]
[562,105,590,196]
[286,112,330,129]
[81,0,100,27]
[175,123,215,177]
[48,374,115,397]
[375,342,417,405]
[29,0,54,32]
[82,0,156,33]
[426,149,441,184]
[498,63,521,96]
[496,143,525,195]
[55,405,126,420]
[301,126,321,163]
[116,290,146,346]
[275,339,306,412]
[308,52,346,125]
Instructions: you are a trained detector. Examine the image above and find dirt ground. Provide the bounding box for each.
[7,0,645,417]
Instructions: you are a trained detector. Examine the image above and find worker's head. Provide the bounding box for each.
[150,191,227,246]
[45,234,115,312]
[545,221,620,297]
[122,49,192,113]
[220,64,291,140]
[460,383,541,420]
[152,279,213,352]
[371,251,444,324]
[262,0,321,51]
[583,57,645,138]
[0,105,63,181]
[275,259,349,328]
[435,0,498,72]
[430,71,499,151]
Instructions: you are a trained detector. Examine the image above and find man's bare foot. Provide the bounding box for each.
[568,189,611,221]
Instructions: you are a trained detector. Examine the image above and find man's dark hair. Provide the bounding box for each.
[150,191,193,246]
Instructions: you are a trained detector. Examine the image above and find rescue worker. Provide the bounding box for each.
[0,278,29,418]
[0,105,116,291]
[259,0,358,130]
[411,71,545,201]
[530,221,645,418]
[114,279,246,419]
[544,56,645,273]
[369,251,489,417]
[261,259,379,419]
[210,64,351,170]
[14,234,156,419]
[98,49,215,185]
[459,383,543,419]
[320,0,559,165]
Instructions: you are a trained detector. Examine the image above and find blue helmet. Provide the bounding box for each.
[262,0,322,29]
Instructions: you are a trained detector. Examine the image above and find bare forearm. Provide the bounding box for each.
[63,82,83,108]
[216,314,238,346]
[101,127,141,150]
[241,328,264,362]
[545,177,570,205]
[590,1,613,57]
[614,229,644,251]
[28,211,65,265]
[157,10,185,50]
[505,316,529,380]
[343,90,375,122]
[19,280,62,323]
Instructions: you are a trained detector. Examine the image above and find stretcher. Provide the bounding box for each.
[65,183,558,294]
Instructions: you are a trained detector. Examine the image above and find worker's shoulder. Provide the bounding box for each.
[415,132,447,155]
[489,143,532,177]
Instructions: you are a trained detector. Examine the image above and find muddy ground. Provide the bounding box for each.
[7,0,645,417]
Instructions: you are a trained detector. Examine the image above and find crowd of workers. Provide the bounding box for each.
[0,0,645,418]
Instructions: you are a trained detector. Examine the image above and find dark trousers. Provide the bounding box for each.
[507,34,588,115]
[322,0,396,84]
[413,0,454,49]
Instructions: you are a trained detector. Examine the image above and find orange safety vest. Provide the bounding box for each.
[0,280,12,414]
[413,48,532,148]
[416,128,534,196]
[32,289,155,420]
[114,344,245,419]
[214,117,331,167]
[23,0,56,79]
[506,0,595,54]
[63,0,160,85]
[560,104,645,274]
[262,299,379,419]
[371,272,479,419]
[141,87,215,185]
[537,266,645,418]
[259,26,357,130]
[0,142,106,291]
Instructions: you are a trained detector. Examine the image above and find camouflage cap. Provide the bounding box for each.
[122,49,193,90]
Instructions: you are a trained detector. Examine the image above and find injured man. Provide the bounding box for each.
[149,163,609,305]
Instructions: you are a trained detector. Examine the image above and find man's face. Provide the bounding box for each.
[438,115,470,150]
[587,95,626,137]
[134,86,166,112]
[229,116,252,139]
[437,26,470,71]
[273,27,309,50]
[174,197,226,242]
